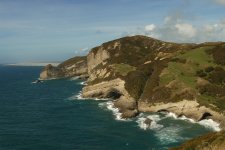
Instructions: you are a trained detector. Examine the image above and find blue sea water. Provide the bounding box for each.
[0,66,216,150]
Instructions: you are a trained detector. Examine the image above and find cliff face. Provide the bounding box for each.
[81,35,225,128]
[39,56,88,80]
[81,35,197,118]
[40,35,225,128]
[39,35,225,149]
[40,64,64,80]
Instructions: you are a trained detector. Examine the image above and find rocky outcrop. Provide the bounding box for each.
[82,78,139,118]
[40,64,64,80]
[138,100,225,130]
[39,35,225,130]
[38,35,225,150]
[39,56,88,80]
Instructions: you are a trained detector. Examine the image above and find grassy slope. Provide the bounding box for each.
[58,56,86,68]
[159,46,225,112]
[111,63,136,76]
[86,36,225,111]
[170,131,225,150]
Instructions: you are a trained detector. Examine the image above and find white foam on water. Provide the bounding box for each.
[67,91,87,100]
[165,112,178,119]
[154,126,184,144]
[179,115,195,123]
[70,77,79,81]
[166,112,195,123]
[79,81,87,85]
[136,113,183,144]
[198,119,221,131]
[98,101,129,121]
[136,114,164,130]
[164,112,221,131]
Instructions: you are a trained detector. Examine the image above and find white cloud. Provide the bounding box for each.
[145,24,156,32]
[175,23,196,38]
[215,0,225,5]
[140,16,225,43]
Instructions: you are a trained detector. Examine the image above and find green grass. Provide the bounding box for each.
[160,62,197,88]
[198,95,225,112]
[160,46,216,88]
[112,63,136,76]
[159,46,225,111]
[178,46,215,67]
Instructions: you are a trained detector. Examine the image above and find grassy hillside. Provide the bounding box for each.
[159,45,225,112]
[170,131,225,150]
[58,56,86,68]
[86,35,225,112]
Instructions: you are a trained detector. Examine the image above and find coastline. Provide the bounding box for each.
[71,81,222,132]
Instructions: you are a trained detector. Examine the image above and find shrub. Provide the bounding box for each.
[205,66,214,73]
[207,67,225,84]
[124,71,148,100]
[196,70,207,77]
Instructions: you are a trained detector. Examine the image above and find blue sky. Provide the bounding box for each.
[1,0,225,63]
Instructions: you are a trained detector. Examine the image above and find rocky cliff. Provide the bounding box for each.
[40,56,88,80]
[40,35,225,127]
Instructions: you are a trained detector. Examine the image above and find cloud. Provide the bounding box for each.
[175,23,196,38]
[215,0,225,5]
[145,24,156,32]
[141,13,225,43]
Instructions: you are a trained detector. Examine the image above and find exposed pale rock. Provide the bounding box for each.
[138,100,225,129]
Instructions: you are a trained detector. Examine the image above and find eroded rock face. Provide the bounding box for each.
[82,78,139,118]
[39,35,225,127]
[39,56,88,80]
[138,100,225,130]
[40,64,64,80]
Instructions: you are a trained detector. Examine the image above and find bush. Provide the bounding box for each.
[207,67,225,84]
[124,71,148,99]
[205,66,214,73]
[196,70,207,77]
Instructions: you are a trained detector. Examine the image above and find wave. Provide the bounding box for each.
[136,113,184,144]
[69,77,79,81]
[165,112,195,123]
[164,112,221,131]
[67,91,86,100]
[198,119,221,131]
[99,101,129,121]
[155,126,184,144]
[136,114,164,130]
[68,91,109,101]
[79,81,87,85]
[69,77,87,85]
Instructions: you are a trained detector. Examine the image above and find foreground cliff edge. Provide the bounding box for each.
[170,131,225,150]
[40,35,225,148]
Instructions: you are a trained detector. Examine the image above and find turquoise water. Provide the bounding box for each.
[0,66,214,150]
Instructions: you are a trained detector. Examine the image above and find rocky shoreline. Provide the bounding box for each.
[39,35,225,149]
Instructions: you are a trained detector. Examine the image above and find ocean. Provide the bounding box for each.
[0,66,219,150]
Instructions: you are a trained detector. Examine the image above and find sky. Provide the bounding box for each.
[0,0,225,63]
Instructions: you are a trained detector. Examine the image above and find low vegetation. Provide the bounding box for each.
[159,46,225,111]
[58,56,86,68]
[170,131,225,150]
[111,63,136,76]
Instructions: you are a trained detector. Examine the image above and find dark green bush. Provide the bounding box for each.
[196,70,207,77]
[124,71,148,100]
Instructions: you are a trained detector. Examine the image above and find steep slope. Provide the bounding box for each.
[82,35,196,118]
[40,56,88,80]
[170,131,225,150]
[39,35,225,127]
